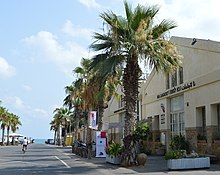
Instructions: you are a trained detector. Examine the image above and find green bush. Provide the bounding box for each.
[170,134,190,153]
[106,143,122,157]
[164,150,184,160]
[134,122,150,140]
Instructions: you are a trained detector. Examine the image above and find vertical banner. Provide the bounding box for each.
[96,131,106,157]
[89,111,97,129]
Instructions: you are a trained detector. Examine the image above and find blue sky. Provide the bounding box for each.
[0,0,220,139]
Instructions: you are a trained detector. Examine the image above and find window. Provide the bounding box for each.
[166,74,170,89]
[166,67,184,89]
[118,95,125,108]
[170,112,185,137]
[170,96,185,138]
[202,107,206,137]
[171,70,177,87]
[179,66,183,84]
[147,116,153,129]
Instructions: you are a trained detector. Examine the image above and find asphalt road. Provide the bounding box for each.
[0,144,109,175]
[1,144,220,175]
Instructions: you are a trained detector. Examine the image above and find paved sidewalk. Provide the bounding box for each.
[53,146,220,174]
[64,147,220,175]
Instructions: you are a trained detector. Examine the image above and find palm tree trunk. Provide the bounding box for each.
[12,137,15,145]
[54,130,57,145]
[121,57,139,166]
[6,126,10,145]
[57,125,61,146]
[86,110,93,159]
[97,102,104,131]
[64,125,67,146]
[86,127,92,159]
[74,109,79,143]
[1,127,5,145]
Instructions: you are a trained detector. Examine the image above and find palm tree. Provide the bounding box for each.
[11,114,22,145]
[90,1,181,166]
[53,107,71,146]
[0,107,7,145]
[90,71,122,131]
[73,58,97,159]
[50,119,57,145]
[5,112,13,145]
[52,109,63,146]
[64,82,84,145]
[63,84,74,111]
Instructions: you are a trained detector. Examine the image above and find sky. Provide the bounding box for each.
[0,0,220,139]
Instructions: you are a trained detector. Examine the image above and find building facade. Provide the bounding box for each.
[103,36,220,156]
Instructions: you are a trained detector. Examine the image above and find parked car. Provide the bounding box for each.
[45,139,54,144]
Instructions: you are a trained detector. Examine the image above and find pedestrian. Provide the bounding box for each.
[22,137,28,153]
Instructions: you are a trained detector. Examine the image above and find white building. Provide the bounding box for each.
[103,36,220,156]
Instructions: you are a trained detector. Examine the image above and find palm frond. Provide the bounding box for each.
[152,19,177,39]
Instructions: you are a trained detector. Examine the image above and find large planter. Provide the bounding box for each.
[167,157,210,170]
[137,153,147,166]
[106,155,120,165]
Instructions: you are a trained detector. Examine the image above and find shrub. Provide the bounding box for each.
[170,134,190,153]
[106,143,122,157]
[134,122,150,141]
[164,150,184,160]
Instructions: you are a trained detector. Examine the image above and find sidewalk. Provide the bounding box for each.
[74,155,220,174]
[59,146,220,174]
[86,155,168,173]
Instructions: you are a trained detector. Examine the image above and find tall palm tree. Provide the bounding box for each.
[52,109,63,146]
[63,84,74,111]
[11,114,22,145]
[5,112,14,145]
[73,58,97,159]
[0,107,7,145]
[64,82,84,145]
[50,119,57,145]
[90,70,122,131]
[90,1,181,166]
[53,107,71,146]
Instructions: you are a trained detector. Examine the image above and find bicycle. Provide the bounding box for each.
[22,145,27,153]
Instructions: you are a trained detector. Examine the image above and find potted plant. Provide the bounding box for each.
[165,135,210,170]
[106,143,122,164]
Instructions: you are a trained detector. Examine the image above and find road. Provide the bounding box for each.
[1,144,220,175]
[0,144,109,175]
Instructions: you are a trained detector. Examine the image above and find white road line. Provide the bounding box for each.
[55,149,72,158]
[55,156,71,168]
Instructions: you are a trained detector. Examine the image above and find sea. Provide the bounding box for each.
[34,139,47,144]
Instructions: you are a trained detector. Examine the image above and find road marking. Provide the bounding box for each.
[55,156,71,168]
[55,148,72,158]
